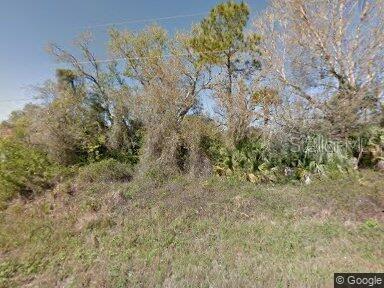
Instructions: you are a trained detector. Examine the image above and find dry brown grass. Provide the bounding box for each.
[0,170,383,287]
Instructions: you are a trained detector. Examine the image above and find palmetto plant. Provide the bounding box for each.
[212,134,354,182]
[300,135,351,172]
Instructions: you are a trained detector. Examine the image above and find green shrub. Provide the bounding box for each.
[293,135,353,177]
[0,139,55,207]
[209,134,355,183]
[77,159,133,184]
[350,126,384,167]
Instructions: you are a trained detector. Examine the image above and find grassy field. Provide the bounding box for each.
[0,170,383,287]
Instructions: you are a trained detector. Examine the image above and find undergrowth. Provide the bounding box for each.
[0,170,383,287]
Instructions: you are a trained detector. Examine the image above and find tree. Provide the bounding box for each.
[109,26,204,123]
[110,26,209,174]
[46,33,141,162]
[31,80,108,164]
[252,88,280,125]
[56,69,78,92]
[190,1,261,145]
[254,0,384,138]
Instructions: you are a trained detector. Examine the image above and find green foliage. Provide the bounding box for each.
[208,136,281,182]
[208,134,354,183]
[362,219,379,229]
[1,1,384,285]
[40,88,110,164]
[290,135,353,179]
[77,159,133,184]
[190,1,255,65]
[180,116,223,176]
[56,68,78,90]
[2,104,43,141]
[350,126,384,167]
[109,25,168,81]
[0,139,55,207]
[190,1,261,145]
[0,1,381,190]
[1,170,383,287]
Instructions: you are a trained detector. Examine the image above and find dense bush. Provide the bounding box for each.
[0,139,55,207]
[76,159,134,184]
[1,0,382,195]
[350,126,384,168]
[209,134,355,183]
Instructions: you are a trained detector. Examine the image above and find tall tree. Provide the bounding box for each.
[190,1,261,145]
[255,0,384,138]
[110,26,208,173]
[46,33,141,161]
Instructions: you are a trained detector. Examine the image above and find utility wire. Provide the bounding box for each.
[2,5,262,103]
[84,5,261,30]
[0,13,209,102]
[76,49,230,64]
[85,12,206,29]
[0,98,38,103]
[0,49,248,103]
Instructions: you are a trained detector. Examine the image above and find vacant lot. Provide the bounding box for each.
[1,171,383,287]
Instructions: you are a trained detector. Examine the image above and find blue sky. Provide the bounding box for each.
[0,0,268,120]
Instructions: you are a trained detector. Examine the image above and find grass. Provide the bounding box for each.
[0,170,383,287]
